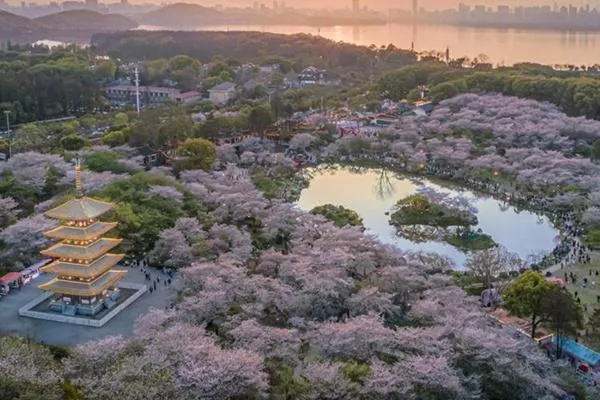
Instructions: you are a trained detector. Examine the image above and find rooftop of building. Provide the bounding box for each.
[44,196,114,221]
[106,85,183,96]
[38,269,127,297]
[209,81,236,91]
[552,336,600,367]
[44,221,118,241]
[41,238,122,261]
[42,253,124,279]
[0,272,22,285]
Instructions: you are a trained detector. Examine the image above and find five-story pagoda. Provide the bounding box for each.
[38,156,127,316]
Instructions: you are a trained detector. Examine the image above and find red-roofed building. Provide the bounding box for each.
[0,272,23,294]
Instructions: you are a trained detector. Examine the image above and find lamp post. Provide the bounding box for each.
[3,110,10,159]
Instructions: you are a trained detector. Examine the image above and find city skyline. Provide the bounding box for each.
[4,0,600,10]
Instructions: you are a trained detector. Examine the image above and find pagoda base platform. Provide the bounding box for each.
[18,282,147,328]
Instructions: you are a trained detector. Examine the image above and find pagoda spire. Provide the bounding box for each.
[75,153,83,197]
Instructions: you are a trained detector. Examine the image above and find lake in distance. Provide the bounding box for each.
[139,22,600,66]
[297,167,558,267]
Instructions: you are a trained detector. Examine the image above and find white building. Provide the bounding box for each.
[208,82,236,104]
[105,85,201,107]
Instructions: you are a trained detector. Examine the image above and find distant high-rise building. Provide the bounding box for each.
[85,0,98,8]
[352,0,359,13]
[121,0,128,5]
[412,0,418,16]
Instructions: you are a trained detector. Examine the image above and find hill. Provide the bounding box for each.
[35,10,137,32]
[0,10,41,34]
[91,30,417,75]
[136,3,224,26]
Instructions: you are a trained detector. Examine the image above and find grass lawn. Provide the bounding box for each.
[555,255,600,321]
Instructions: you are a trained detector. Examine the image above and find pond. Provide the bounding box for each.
[297,166,559,267]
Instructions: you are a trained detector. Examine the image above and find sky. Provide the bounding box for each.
[8,0,600,10]
[197,0,600,11]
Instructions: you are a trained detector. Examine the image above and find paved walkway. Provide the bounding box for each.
[0,266,173,346]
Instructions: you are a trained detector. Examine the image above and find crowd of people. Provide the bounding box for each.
[125,258,175,294]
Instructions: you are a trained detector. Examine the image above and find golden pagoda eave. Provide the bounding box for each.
[41,253,125,278]
[39,269,127,297]
[44,196,114,221]
[43,222,119,241]
[40,238,123,261]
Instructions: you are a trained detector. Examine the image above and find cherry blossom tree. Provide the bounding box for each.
[149,217,206,268]
[300,362,360,400]
[67,324,268,400]
[149,228,193,269]
[148,185,184,205]
[0,196,20,227]
[1,152,70,189]
[208,224,253,264]
[289,133,315,151]
[465,246,521,289]
[229,319,302,363]
[583,206,600,227]
[0,336,60,385]
[0,214,56,267]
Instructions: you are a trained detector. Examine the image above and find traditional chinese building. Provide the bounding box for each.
[38,158,127,316]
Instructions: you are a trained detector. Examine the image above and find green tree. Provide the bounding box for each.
[79,116,97,130]
[587,308,600,351]
[178,138,217,171]
[429,79,468,103]
[102,130,128,147]
[169,55,201,72]
[248,105,274,135]
[14,123,49,152]
[94,60,117,80]
[543,286,583,358]
[60,134,86,151]
[341,361,371,384]
[158,114,193,147]
[503,270,556,340]
[0,139,9,157]
[114,112,129,127]
[266,361,309,400]
[590,139,600,161]
[310,204,363,228]
[44,164,59,197]
[129,110,161,147]
[84,151,129,174]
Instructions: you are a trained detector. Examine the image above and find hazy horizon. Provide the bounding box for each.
[6,0,600,10]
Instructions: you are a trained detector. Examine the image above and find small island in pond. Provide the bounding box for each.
[311,204,364,228]
[389,189,496,252]
[389,193,477,228]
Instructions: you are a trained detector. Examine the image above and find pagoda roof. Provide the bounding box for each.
[41,253,124,278]
[45,196,114,221]
[44,221,118,241]
[38,269,127,297]
[41,238,122,261]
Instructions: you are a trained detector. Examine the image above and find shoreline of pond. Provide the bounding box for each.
[295,158,570,269]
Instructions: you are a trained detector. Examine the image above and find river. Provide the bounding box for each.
[138,22,600,66]
[297,166,558,267]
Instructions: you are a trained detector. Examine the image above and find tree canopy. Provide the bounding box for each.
[178,138,217,171]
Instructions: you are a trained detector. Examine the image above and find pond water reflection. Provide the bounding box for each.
[297,166,558,267]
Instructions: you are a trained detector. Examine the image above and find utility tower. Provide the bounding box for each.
[4,110,11,159]
[134,67,140,114]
